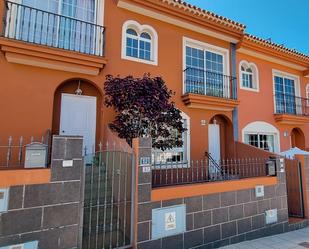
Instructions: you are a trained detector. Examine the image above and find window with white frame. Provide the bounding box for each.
[152,113,190,165]
[122,20,158,65]
[183,37,230,97]
[6,0,104,55]
[239,60,259,91]
[242,121,280,153]
[273,71,300,115]
[244,133,275,152]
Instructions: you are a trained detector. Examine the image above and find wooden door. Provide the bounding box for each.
[285,158,304,218]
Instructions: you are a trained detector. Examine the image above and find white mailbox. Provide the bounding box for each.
[24,142,48,168]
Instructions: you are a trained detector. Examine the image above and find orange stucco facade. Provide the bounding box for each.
[237,52,309,152]
[0,0,308,176]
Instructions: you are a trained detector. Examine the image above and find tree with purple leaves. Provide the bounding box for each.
[104,74,186,150]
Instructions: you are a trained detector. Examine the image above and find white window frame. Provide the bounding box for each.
[242,121,280,153]
[5,0,105,55]
[152,111,190,167]
[272,69,301,114]
[239,60,259,92]
[244,133,276,152]
[121,20,158,66]
[182,37,230,96]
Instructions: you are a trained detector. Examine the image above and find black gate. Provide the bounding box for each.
[285,158,304,218]
[82,151,134,249]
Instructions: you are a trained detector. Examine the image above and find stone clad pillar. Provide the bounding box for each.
[135,137,153,249]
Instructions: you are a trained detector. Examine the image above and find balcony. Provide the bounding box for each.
[0,1,107,75]
[181,68,239,111]
[274,93,309,124]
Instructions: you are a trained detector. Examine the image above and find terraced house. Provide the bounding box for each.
[0,0,308,249]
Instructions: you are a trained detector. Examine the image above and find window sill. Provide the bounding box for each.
[274,113,309,125]
[240,86,259,92]
[182,93,239,111]
[121,55,158,66]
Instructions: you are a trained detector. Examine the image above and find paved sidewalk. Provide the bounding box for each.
[221,227,309,249]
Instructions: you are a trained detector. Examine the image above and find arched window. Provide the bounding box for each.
[122,20,158,65]
[242,121,280,153]
[239,60,259,91]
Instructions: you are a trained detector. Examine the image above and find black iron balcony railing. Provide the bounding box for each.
[2,1,105,56]
[184,67,237,100]
[275,93,309,116]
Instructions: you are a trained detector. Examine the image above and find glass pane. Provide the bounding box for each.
[185,46,205,94]
[274,76,285,113]
[126,37,138,58]
[139,40,151,60]
[20,0,60,44]
[259,134,274,152]
[126,28,137,36]
[205,51,224,97]
[140,32,151,40]
[59,0,96,53]
[249,134,259,148]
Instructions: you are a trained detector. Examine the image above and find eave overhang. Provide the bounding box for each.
[117,0,245,43]
[237,35,309,72]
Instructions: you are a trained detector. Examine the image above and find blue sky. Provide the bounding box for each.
[186,0,309,55]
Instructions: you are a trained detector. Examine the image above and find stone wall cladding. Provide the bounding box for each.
[0,136,84,249]
[137,158,291,249]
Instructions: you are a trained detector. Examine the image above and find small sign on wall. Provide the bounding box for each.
[165,212,176,231]
[152,204,186,239]
[62,160,73,167]
[255,185,264,198]
[266,209,278,224]
[280,158,285,173]
[142,166,151,173]
[140,157,151,166]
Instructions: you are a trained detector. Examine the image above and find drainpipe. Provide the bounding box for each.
[231,43,239,141]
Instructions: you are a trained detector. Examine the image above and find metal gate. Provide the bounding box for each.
[285,158,304,218]
[82,150,134,249]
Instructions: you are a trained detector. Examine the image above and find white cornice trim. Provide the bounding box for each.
[117,0,240,43]
[237,47,307,71]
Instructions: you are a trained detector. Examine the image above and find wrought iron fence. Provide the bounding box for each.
[274,93,309,116]
[0,130,51,169]
[152,156,269,188]
[184,67,237,99]
[2,1,105,56]
[82,150,134,249]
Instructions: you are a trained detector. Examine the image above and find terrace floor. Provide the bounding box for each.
[220,227,309,249]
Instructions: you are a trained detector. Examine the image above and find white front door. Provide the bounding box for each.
[208,124,221,173]
[60,94,97,157]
